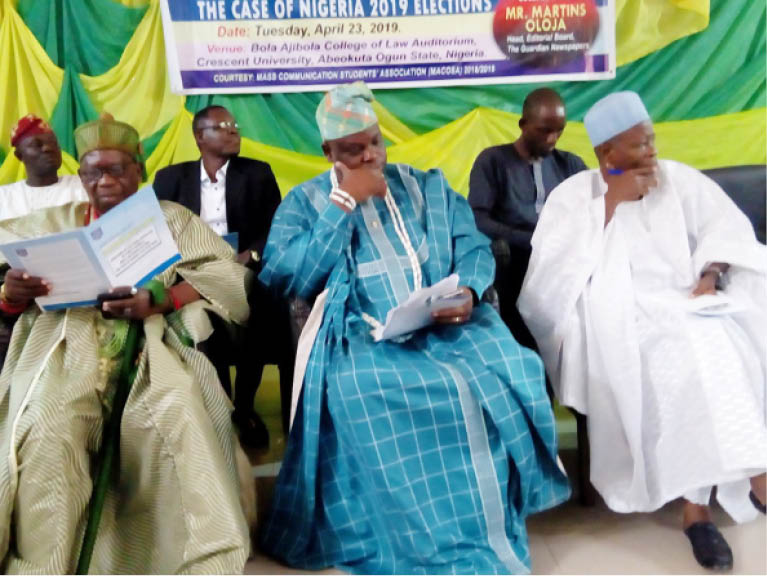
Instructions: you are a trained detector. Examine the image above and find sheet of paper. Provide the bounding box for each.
[681,293,748,317]
[642,290,748,317]
[372,274,460,342]
[0,231,111,309]
[0,187,181,311]
[87,187,181,288]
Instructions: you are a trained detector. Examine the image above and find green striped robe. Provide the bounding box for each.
[0,199,251,573]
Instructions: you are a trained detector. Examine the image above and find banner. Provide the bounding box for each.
[160,0,615,93]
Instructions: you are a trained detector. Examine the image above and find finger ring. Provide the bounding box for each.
[124,307,132,316]
[451,315,463,323]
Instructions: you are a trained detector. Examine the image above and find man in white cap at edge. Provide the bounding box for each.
[518,91,766,570]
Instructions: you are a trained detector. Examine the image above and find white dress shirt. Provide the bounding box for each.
[199,160,229,235]
[0,174,88,222]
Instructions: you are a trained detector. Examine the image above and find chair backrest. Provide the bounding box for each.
[703,165,766,244]
[289,298,314,350]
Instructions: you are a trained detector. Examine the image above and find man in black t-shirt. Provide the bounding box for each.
[469,88,587,347]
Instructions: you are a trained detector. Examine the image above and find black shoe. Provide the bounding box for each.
[684,522,733,570]
[234,412,269,449]
[749,491,766,514]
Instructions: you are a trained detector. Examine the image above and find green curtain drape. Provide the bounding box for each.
[49,66,99,157]
[16,0,147,75]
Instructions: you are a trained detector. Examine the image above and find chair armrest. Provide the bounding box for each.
[289,298,313,350]
[481,286,501,314]
[491,238,511,269]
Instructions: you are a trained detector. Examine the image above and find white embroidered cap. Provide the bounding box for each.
[584,91,651,147]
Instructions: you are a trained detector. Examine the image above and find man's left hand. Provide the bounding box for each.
[431,286,474,325]
[691,273,717,297]
[99,287,170,320]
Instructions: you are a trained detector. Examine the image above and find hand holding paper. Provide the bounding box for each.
[1,269,51,308]
[0,188,181,311]
[430,287,474,325]
[372,274,475,341]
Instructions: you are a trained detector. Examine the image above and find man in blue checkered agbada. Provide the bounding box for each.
[259,82,570,574]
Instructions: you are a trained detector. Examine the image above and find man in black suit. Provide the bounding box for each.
[153,105,289,448]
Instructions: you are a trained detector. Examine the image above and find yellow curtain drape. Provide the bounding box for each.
[616,0,709,65]
[111,0,151,7]
[0,5,63,183]
[132,106,767,197]
[386,107,766,196]
[372,101,419,145]
[80,1,183,139]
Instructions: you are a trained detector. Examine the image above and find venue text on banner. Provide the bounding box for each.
[160,0,615,93]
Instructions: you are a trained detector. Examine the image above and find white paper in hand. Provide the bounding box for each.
[644,291,749,317]
[0,187,181,310]
[372,274,460,341]
[684,293,748,316]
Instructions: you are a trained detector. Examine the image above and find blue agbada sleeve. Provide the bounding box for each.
[448,179,496,300]
[259,184,353,301]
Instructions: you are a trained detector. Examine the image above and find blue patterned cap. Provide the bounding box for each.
[316,82,378,141]
[584,91,651,147]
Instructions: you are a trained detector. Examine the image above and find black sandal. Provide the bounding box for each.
[684,522,733,570]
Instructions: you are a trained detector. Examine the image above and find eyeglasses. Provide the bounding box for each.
[79,164,132,182]
[198,121,239,132]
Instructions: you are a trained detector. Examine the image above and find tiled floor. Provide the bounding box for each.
[245,368,767,575]
[525,499,766,574]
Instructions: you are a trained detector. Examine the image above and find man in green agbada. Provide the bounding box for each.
[0,115,253,573]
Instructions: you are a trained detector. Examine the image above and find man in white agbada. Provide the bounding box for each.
[518,91,766,570]
[0,115,86,221]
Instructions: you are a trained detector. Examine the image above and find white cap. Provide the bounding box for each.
[584,91,651,147]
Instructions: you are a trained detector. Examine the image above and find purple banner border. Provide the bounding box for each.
[181,55,609,89]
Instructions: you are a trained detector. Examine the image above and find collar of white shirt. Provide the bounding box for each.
[200,159,230,186]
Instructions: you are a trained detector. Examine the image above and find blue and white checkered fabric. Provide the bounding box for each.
[259,165,570,574]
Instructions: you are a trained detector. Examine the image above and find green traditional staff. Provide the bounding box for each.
[76,278,168,574]
[75,319,141,575]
